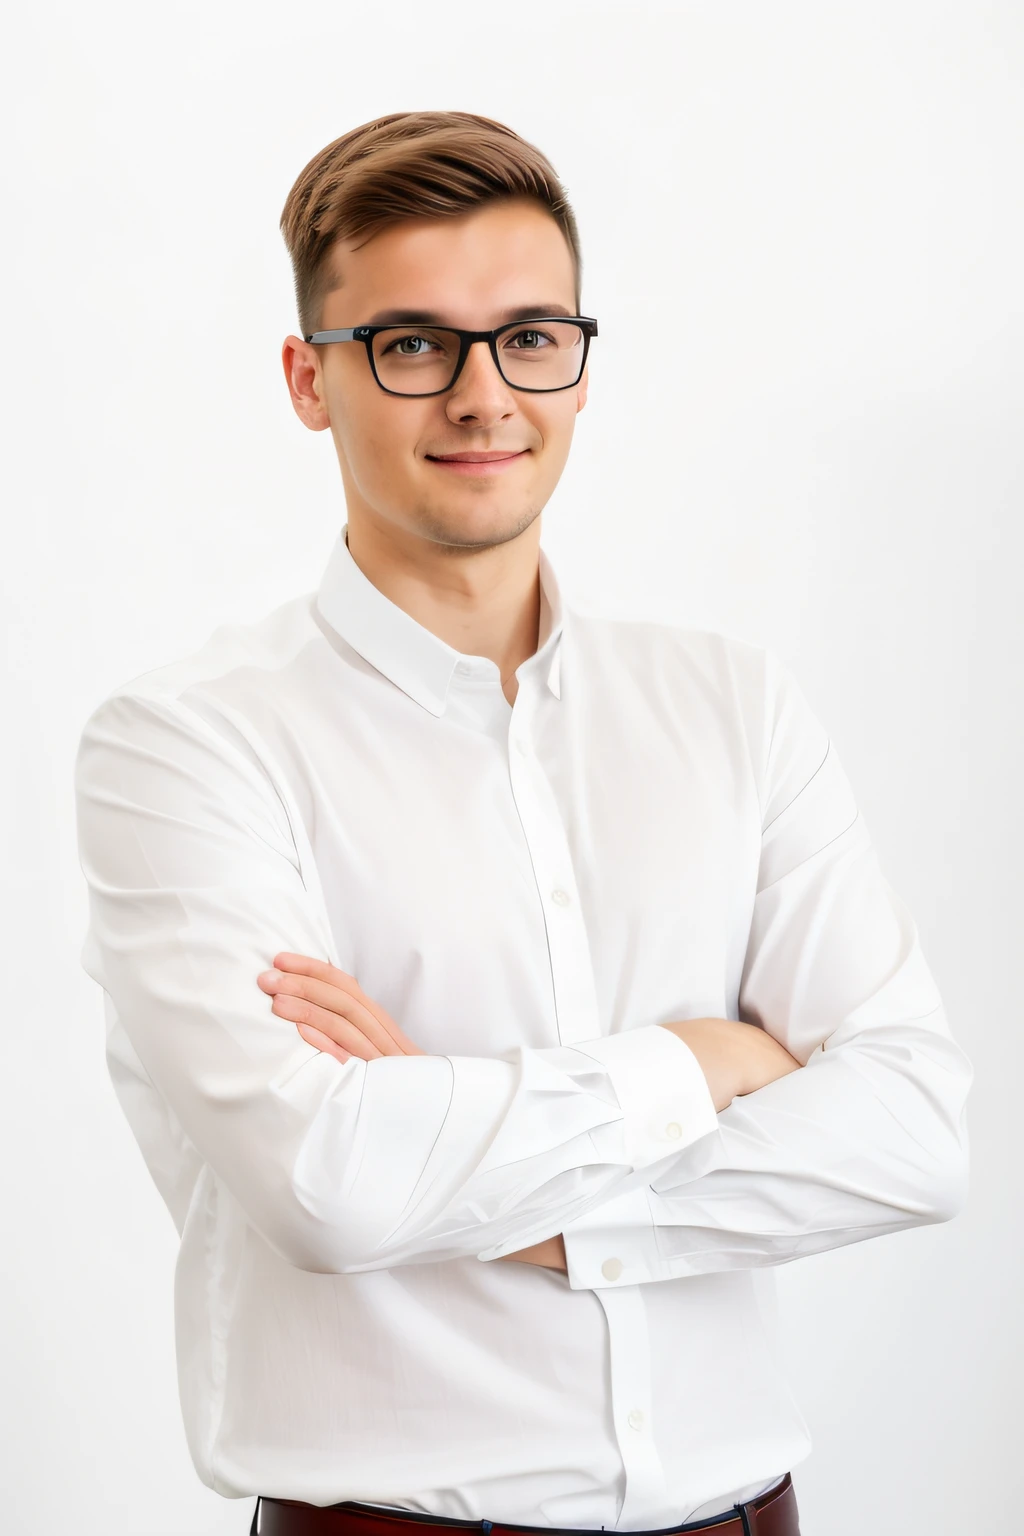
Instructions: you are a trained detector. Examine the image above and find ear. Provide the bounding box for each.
[282,336,331,432]
[575,363,589,413]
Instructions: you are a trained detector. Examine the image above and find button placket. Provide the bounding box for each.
[592,1286,670,1528]
[506,695,602,1048]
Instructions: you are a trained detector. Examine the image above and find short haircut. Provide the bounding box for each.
[280,111,583,338]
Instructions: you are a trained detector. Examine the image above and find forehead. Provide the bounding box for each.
[321,199,576,324]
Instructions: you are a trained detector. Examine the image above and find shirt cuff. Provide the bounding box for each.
[573,1023,720,1169]
[561,1179,670,1289]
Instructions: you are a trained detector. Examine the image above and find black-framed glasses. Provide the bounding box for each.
[303,316,598,396]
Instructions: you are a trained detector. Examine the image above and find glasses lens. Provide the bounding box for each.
[497,321,585,390]
[372,328,462,394]
[371,322,585,394]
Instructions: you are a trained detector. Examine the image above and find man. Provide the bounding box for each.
[74,111,973,1536]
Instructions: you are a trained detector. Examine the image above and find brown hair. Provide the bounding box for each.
[279,111,583,338]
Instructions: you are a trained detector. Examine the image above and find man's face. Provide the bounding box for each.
[283,197,588,552]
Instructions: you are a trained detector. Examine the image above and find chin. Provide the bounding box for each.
[418,503,541,549]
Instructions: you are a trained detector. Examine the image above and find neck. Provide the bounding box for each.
[344,515,544,686]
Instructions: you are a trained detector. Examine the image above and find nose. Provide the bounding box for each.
[445,339,516,428]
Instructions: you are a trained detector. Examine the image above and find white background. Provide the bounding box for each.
[2,3,1020,1532]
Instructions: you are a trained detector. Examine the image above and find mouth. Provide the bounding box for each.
[425,449,530,475]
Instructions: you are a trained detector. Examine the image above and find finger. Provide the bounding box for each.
[267,972,404,1057]
[271,953,396,1026]
[270,954,424,1055]
[271,990,387,1059]
[271,953,410,1046]
[295,1019,353,1065]
[258,963,396,1052]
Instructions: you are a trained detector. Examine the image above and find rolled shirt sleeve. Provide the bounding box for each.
[561,651,973,1290]
[75,688,721,1276]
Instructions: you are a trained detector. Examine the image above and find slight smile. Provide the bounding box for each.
[425,450,530,475]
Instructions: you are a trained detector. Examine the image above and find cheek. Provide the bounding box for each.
[335,397,426,487]
[532,402,577,466]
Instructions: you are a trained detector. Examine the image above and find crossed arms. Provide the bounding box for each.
[253,954,807,1273]
[74,661,972,1285]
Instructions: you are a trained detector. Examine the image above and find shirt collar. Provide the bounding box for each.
[315,524,564,716]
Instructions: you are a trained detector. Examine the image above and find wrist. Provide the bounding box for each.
[495,1234,567,1271]
[658,1018,746,1111]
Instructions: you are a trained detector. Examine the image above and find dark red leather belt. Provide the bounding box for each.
[252,1473,799,1536]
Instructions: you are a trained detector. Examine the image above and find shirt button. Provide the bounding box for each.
[665,1122,682,1139]
[551,888,571,907]
[627,1409,645,1431]
[601,1257,623,1281]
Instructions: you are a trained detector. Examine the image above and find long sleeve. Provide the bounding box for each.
[561,651,973,1290]
[74,689,720,1276]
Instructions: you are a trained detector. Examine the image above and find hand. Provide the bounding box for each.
[658,1016,802,1110]
[257,953,566,1271]
[257,953,426,1063]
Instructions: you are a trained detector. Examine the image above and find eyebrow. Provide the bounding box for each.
[364,303,576,326]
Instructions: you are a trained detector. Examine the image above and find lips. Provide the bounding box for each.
[427,450,528,462]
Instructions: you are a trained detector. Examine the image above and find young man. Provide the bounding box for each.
[74,112,973,1536]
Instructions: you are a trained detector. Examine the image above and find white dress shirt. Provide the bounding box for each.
[74,524,972,1528]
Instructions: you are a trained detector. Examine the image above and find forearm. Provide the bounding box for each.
[499,1018,797,1273]
[560,997,971,1289]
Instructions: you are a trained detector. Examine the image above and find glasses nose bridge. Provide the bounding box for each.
[450,328,510,392]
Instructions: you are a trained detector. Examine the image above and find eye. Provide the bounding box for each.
[505,328,554,351]
[382,332,440,357]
